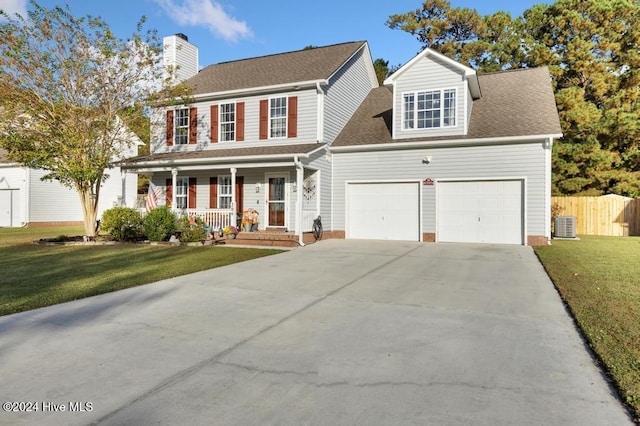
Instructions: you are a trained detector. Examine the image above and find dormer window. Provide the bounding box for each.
[403,88,456,130]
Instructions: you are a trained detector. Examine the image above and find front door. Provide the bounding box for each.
[267,175,286,227]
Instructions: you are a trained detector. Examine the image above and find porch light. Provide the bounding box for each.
[422,155,432,165]
[255,182,261,193]
[292,182,297,192]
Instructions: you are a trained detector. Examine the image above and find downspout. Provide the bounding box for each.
[294,156,305,247]
[544,137,554,244]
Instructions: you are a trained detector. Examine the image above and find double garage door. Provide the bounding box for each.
[347,180,524,244]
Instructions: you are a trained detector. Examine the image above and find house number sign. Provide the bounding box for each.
[423,178,434,186]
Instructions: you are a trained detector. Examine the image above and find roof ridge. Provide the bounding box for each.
[479,66,548,76]
[205,40,366,69]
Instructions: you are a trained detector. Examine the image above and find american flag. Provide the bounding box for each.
[146,182,162,212]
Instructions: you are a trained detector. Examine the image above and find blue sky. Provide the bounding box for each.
[1,0,547,69]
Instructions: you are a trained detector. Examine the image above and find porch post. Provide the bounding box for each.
[294,156,304,245]
[230,167,237,225]
[171,169,178,209]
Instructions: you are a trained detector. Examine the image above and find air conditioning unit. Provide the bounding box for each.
[554,216,576,238]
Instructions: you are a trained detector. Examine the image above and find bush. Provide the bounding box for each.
[142,206,176,242]
[176,216,207,242]
[101,207,142,242]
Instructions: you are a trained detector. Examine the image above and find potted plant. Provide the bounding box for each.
[223,225,238,239]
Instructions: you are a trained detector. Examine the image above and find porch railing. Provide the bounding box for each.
[174,208,235,230]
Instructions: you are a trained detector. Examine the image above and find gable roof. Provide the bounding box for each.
[185,41,368,96]
[384,48,481,99]
[332,66,562,148]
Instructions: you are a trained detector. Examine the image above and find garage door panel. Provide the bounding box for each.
[438,180,523,245]
[348,182,419,241]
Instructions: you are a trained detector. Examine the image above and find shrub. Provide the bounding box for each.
[142,206,176,242]
[101,207,142,242]
[176,216,207,242]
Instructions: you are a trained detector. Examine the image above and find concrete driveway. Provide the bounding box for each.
[0,240,632,425]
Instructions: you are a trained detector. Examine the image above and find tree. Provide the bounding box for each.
[387,0,640,197]
[0,1,182,236]
[373,58,389,85]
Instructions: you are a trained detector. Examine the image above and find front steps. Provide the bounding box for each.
[221,231,318,248]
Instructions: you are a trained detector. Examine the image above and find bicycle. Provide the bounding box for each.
[312,215,323,241]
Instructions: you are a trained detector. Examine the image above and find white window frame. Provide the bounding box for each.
[174,108,189,145]
[269,96,287,139]
[402,88,457,130]
[219,103,235,142]
[218,175,233,209]
[176,177,189,209]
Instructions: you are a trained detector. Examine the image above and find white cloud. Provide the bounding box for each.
[0,0,27,21]
[153,0,252,42]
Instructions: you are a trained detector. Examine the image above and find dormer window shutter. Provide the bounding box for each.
[237,102,245,142]
[210,105,219,143]
[259,99,268,140]
[166,110,174,146]
[287,96,297,138]
[189,107,197,144]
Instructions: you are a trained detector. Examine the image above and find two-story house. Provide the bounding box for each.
[123,35,378,245]
[122,35,561,245]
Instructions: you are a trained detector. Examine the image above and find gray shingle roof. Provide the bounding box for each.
[122,143,324,166]
[332,66,562,147]
[186,41,366,95]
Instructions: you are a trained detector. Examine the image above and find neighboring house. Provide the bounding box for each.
[121,35,562,245]
[0,139,140,227]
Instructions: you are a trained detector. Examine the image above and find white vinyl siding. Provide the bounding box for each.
[323,46,377,143]
[332,141,549,241]
[393,56,467,139]
[0,166,136,226]
[151,90,318,153]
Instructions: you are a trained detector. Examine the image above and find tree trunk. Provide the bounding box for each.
[78,188,98,238]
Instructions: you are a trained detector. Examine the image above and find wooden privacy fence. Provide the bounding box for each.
[551,196,640,236]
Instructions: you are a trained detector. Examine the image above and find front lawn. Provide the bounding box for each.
[0,226,283,316]
[535,236,640,421]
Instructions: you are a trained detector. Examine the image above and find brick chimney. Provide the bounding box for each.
[163,33,199,84]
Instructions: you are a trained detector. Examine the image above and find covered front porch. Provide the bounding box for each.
[121,144,327,246]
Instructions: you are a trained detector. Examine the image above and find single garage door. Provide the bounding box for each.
[437,180,523,244]
[348,182,420,241]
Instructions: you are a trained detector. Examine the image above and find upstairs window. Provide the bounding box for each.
[270,97,287,138]
[174,108,189,144]
[403,89,456,130]
[220,103,235,142]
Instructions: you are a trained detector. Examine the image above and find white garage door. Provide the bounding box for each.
[438,180,523,244]
[348,182,420,241]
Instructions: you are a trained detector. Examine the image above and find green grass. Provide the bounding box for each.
[0,226,283,316]
[535,236,640,421]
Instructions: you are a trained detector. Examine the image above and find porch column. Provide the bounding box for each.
[171,169,178,209]
[294,156,304,245]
